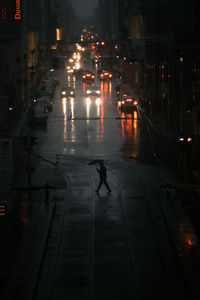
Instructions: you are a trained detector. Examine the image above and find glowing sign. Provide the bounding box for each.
[15,0,21,20]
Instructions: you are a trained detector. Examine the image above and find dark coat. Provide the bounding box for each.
[97,165,107,180]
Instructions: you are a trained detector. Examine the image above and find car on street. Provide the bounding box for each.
[82,71,95,83]
[99,69,113,80]
[119,96,138,111]
[85,85,101,96]
[61,87,75,97]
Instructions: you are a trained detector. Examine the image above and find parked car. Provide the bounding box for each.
[29,101,48,126]
[33,92,53,112]
[36,97,53,112]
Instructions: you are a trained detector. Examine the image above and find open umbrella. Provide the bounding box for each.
[88,159,104,166]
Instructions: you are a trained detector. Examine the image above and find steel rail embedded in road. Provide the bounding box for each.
[107,166,137,299]
[31,168,71,300]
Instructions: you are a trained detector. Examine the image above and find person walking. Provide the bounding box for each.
[95,162,112,194]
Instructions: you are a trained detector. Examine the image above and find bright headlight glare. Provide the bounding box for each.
[96,98,101,105]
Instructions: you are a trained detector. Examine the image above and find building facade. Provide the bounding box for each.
[0,0,73,133]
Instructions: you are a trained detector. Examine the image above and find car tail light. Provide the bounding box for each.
[127,99,132,102]
[105,73,108,75]
[133,101,138,105]
[100,74,104,77]
[109,74,112,77]
[83,75,86,78]
[122,101,125,104]
[92,75,95,78]
[86,74,90,77]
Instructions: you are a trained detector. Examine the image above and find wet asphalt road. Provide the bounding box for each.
[33,60,151,169]
[5,60,195,300]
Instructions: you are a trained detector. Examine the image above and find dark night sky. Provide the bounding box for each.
[72,0,98,18]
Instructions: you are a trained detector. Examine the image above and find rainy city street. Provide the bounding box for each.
[2,52,198,300]
[1,1,200,300]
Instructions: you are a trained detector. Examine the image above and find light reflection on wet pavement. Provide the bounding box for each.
[37,65,141,162]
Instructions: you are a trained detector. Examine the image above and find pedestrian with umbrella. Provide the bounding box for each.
[89,160,112,194]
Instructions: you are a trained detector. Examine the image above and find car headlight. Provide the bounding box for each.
[86,90,91,94]
[62,91,66,95]
[96,91,100,94]
[70,91,74,95]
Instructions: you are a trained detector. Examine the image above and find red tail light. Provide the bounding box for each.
[83,75,86,78]
[92,75,95,78]
[109,74,112,77]
[127,99,133,102]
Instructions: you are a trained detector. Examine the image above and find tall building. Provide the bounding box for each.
[96,0,123,40]
[138,0,200,166]
[0,0,74,132]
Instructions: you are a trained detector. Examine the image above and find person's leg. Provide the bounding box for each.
[96,179,103,192]
[104,180,111,192]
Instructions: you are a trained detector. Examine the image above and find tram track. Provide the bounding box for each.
[31,167,71,300]
[31,162,96,300]
[29,156,200,300]
[107,167,137,299]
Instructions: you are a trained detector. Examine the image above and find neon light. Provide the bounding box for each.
[15,0,21,20]
[1,5,7,20]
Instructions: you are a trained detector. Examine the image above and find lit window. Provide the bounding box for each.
[56,28,62,41]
